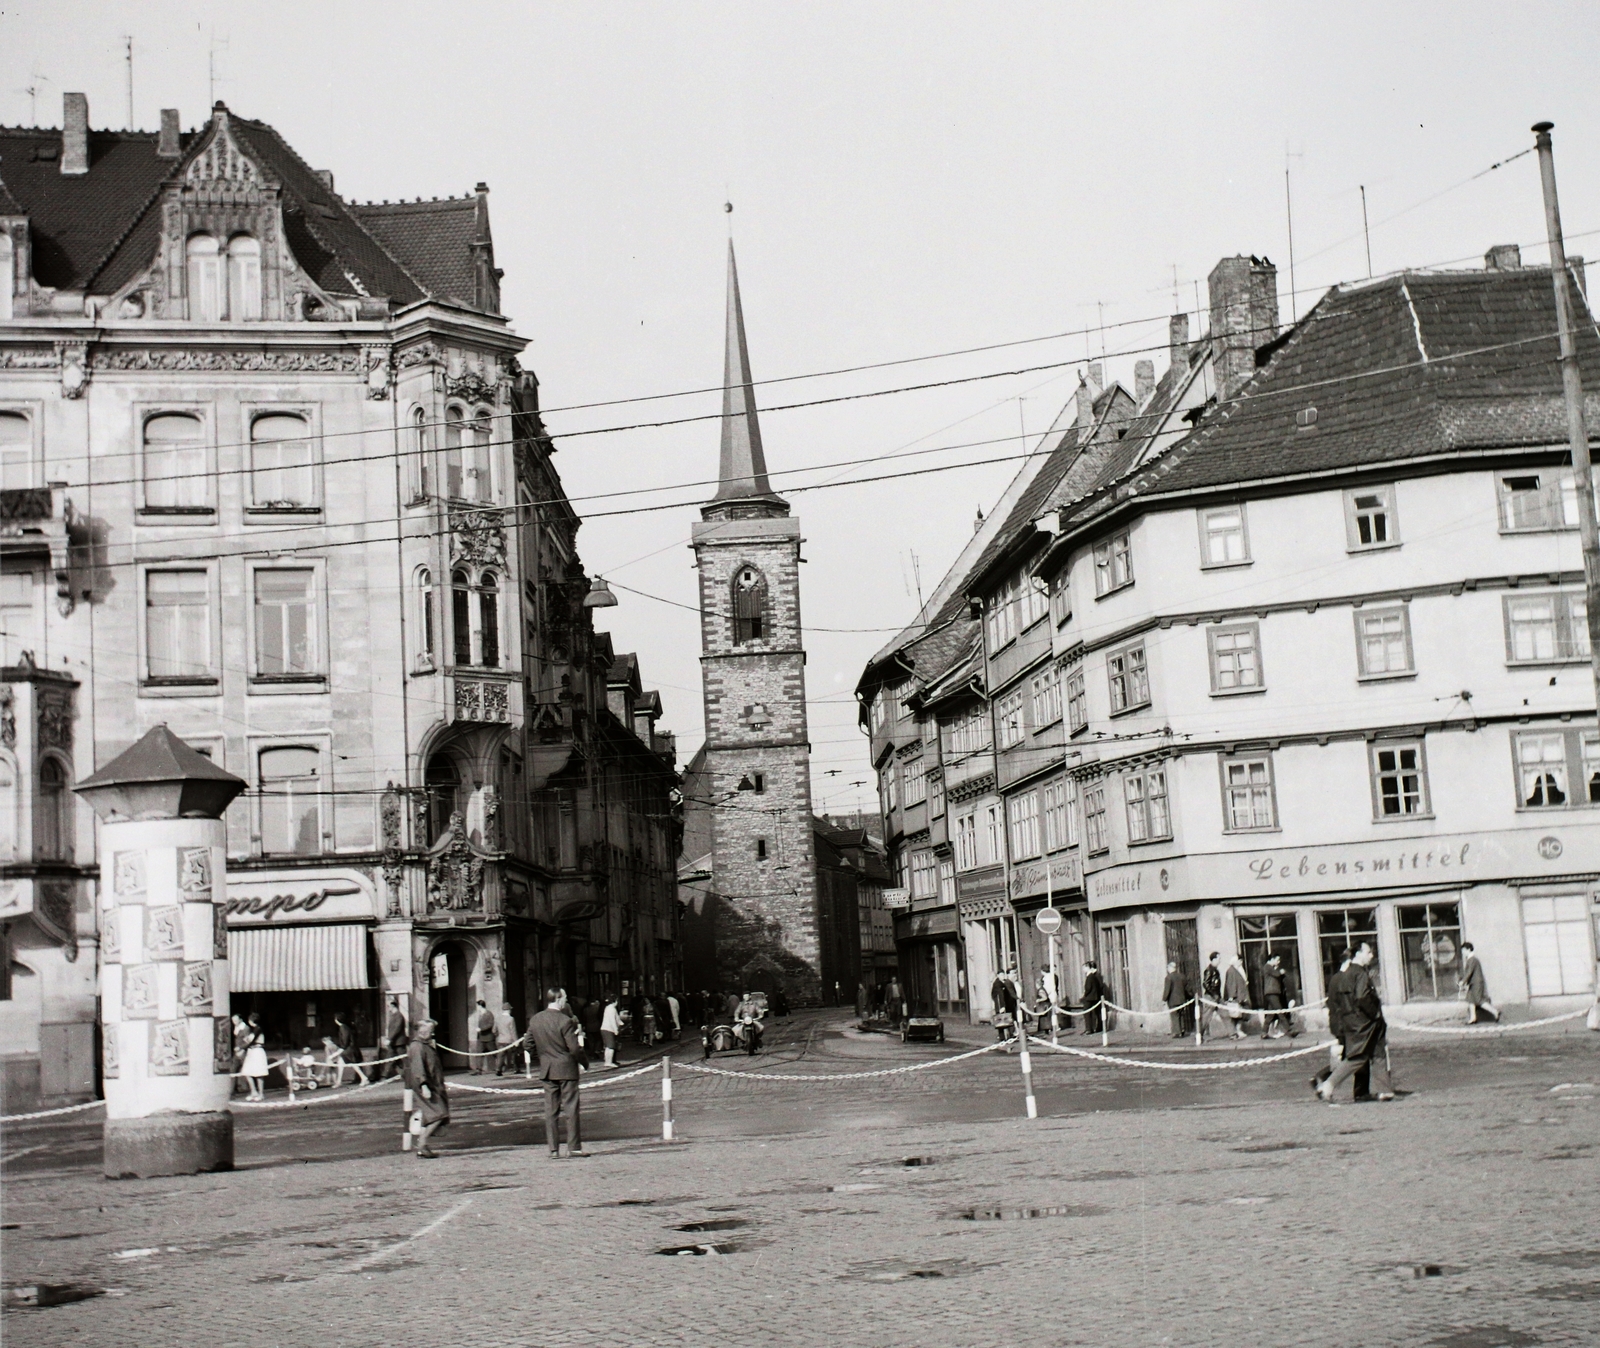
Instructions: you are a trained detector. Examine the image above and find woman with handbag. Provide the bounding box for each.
[402,1018,449,1158]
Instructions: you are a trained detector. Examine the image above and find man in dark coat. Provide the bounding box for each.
[1313,948,1371,1100]
[378,995,408,1078]
[1161,961,1190,1038]
[1459,942,1500,1023]
[989,966,1019,1047]
[527,988,588,1158]
[402,1018,448,1158]
[1080,961,1106,1035]
[1318,943,1393,1102]
[1261,957,1288,1039]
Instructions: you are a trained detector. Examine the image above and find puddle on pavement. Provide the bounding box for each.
[1067,1169,1137,1181]
[1232,1141,1311,1154]
[958,1204,1107,1222]
[296,1236,403,1254]
[606,1195,702,1208]
[251,1273,317,1285]
[672,1219,747,1233]
[656,1242,741,1256]
[840,1257,975,1283]
[1426,1328,1540,1348]
[1395,1263,1464,1279]
[35,1232,102,1241]
[902,1157,934,1167]
[1222,1196,1276,1206]
[3,1283,125,1308]
[1524,1250,1600,1269]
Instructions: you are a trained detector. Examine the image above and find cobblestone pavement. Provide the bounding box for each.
[3,1013,1599,1348]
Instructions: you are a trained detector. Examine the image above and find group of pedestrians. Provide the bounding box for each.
[987,961,1112,1046]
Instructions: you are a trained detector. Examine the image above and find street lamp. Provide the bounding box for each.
[581,576,618,608]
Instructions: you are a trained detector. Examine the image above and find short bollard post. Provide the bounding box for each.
[1101,1000,1109,1049]
[1018,1043,1038,1120]
[401,1087,414,1151]
[1194,998,1203,1048]
[661,1055,675,1142]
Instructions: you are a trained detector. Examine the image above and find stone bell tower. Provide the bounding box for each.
[690,243,822,1003]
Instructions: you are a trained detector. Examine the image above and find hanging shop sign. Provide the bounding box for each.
[431,951,450,987]
[224,870,377,925]
[882,887,911,909]
[1007,855,1082,902]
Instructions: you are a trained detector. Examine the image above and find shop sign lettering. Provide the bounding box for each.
[1246,843,1472,883]
[224,882,367,922]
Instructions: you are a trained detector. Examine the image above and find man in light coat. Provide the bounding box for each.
[493,1003,519,1076]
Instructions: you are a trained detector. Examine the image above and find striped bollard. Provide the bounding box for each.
[1101,1000,1109,1049]
[1018,1043,1038,1120]
[401,1087,414,1151]
[1194,998,1203,1048]
[661,1055,675,1142]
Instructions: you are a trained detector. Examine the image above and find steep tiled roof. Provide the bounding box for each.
[0,173,25,215]
[0,127,186,289]
[1058,267,1600,534]
[353,197,480,309]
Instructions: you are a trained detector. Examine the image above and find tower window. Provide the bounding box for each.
[755,838,767,860]
[752,773,765,794]
[732,566,766,643]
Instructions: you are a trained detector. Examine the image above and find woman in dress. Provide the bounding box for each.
[402,1018,449,1158]
[240,1013,269,1101]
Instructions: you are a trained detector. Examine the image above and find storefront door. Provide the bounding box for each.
[427,941,472,1060]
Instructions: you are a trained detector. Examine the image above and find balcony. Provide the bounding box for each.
[0,485,75,616]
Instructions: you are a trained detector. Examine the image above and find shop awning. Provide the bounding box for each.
[229,924,370,992]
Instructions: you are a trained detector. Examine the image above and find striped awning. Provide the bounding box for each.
[228,924,370,992]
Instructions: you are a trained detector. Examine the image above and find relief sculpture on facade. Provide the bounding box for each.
[425,813,485,912]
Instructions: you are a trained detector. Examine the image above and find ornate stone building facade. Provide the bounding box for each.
[0,96,679,1105]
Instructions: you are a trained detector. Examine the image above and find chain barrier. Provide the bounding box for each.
[450,1060,661,1095]
[1026,1033,1333,1071]
[235,1076,404,1110]
[1385,1006,1593,1034]
[2,1098,107,1123]
[680,1040,1009,1082]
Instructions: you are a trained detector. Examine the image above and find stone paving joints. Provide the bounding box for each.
[2,1014,1598,1348]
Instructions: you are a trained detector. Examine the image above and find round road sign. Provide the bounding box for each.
[1036,907,1062,935]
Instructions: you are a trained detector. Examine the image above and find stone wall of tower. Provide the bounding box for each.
[691,513,822,1002]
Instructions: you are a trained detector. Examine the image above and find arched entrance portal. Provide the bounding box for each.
[427,941,472,1063]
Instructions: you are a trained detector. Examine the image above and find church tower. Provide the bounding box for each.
[690,243,822,1003]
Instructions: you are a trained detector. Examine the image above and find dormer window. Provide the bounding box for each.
[732,566,766,644]
[186,235,222,321]
[186,232,261,321]
[227,236,261,320]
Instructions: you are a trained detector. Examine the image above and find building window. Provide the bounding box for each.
[1066,666,1087,734]
[1220,754,1277,831]
[1198,504,1250,567]
[0,232,11,323]
[1093,531,1134,596]
[1123,767,1170,843]
[1355,606,1414,678]
[1316,908,1379,992]
[1021,574,1049,628]
[254,569,318,678]
[36,756,69,860]
[1522,893,1596,996]
[411,407,430,500]
[752,773,765,795]
[1511,728,1600,809]
[1050,572,1071,627]
[1499,471,1578,532]
[1344,484,1398,550]
[1042,778,1077,850]
[1370,739,1429,818]
[259,746,321,856]
[986,577,1018,650]
[0,411,32,491]
[0,754,14,861]
[478,572,500,669]
[249,413,316,509]
[756,839,768,861]
[416,568,436,665]
[928,771,944,818]
[1083,781,1108,853]
[425,752,463,844]
[444,407,467,499]
[451,570,473,665]
[997,689,1025,748]
[142,413,208,511]
[937,858,956,905]
[983,803,1002,862]
[1207,624,1262,694]
[946,706,989,757]
[1031,665,1063,728]
[910,850,937,898]
[470,410,493,501]
[1504,592,1589,664]
[0,570,32,667]
[902,756,927,806]
[144,569,213,682]
[1007,790,1040,860]
[1106,643,1150,715]
[954,812,978,870]
[227,236,262,320]
[883,762,899,814]
[186,234,222,322]
[1395,902,1461,1001]
[732,566,766,643]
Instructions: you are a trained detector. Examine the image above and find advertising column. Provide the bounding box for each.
[76,727,245,1179]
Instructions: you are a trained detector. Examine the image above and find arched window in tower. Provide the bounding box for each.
[424,752,463,845]
[186,235,222,322]
[478,571,500,668]
[451,570,472,666]
[227,235,262,320]
[443,407,466,499]
[469,410,493,502]
[416,567,436,664]
[411,407,430,499]
[732,566,766,644]
[36,757,69,861]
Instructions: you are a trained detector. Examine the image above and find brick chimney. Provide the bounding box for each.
[1485,243,1522,271]
[1209,255,1279,400]
[1168,312,1190,372]
[157,109,181,159]
[1134,359,1155,403]
[313,170,335,193]
[1086,361,1104,395]
[1074,375,1095,430]
[61,92,89,176]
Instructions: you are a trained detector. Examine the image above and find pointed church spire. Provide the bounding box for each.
[709,241,787,513]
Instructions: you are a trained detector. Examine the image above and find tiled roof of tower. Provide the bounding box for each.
[0,172,25,215]
[0,127,188,290]
[1055,267,1600,536]
[352,197,481,309]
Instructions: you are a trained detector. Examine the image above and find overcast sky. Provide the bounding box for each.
[6,2,1599,814]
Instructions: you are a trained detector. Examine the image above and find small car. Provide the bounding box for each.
[900,1016,945,1044]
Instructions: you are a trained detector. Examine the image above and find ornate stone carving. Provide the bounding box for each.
[449,508,507,569]
[362,344,393,399]
[426,813,484,912]
[187,117,258,183]
[55,341,88,398]
[92,348,361,373]
[0,348,56,370]
[445,368,498,405]
[380,782,405,919]
[481,785,500,851]
[36,685,72,750]
[454,678,511,724]
[103,1024,120,1080]
[397,342,444,370]
[0,686,13,749]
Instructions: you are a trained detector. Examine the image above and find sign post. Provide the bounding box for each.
[1036,906,1062,1046]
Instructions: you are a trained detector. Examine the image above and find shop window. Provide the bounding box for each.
[1355,606,1414,678]
[1236,913,1302,1008]
[1315,908,1378,992]
[1344,484,1398,550]
[186,234,222,322]
[1522,893,1596,995]
[1503,592,1589,664]
[425,753,463,845]
[1370,739,1429,819]
[1498,471,1578,532]
[144,569,214,683]
[732,566,766,644]
[227,236,262,320]
[1099,923,1132,1009]
[254,569,318,678]
[1395,902,1461,1001]
[1198,504,1250,567]
[1093,532,1134,596]
[0,411,32,491]
[1208,623,1262,694]
[36,756,69,860]
[1106,643,1150,715]
[1220,753,1277,832]
[142,412,209,511]
[259,747,321,856]
[249,413,316,509]
[1123,767,1170,843]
